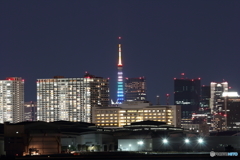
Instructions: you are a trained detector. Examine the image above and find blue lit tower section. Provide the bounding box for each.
[117,37,124,104]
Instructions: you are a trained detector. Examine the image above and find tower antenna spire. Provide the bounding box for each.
[118,36,122,66]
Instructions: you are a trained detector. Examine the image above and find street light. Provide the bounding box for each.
[184,138,190,152]
[129,144,131,151]
[137,141,144,151]
[198,138,203,144]
[198,138,204,152]
[137,141,144,145]
[162,138,168,152]
[184,138,190,144]
[162,138,168,144]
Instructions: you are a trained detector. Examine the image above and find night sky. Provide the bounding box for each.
[1,0,240,104]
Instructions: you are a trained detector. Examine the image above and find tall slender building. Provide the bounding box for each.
[209,81,228,131]
[0,77,24,123]
[116,37,124,104]
[210,82,228,112]
[37,73,109,123]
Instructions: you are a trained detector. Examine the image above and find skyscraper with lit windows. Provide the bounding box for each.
[174,74,201,120]
[116,37,124,104]
[37,73,109,123]
[0,77,24,123]
[125,77,147,101]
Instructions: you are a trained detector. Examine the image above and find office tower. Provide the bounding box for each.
[37,73,109,123]
[116,37,124,104]
[24,101,37,121]
[210,82,228,112]
[208,82,228,131]
[212,92,239,131]
[174,74,201,120]
[200,85,210,109]
[200,85,211,123]
[225,93,240,131]
[124,77,147,101]
[0,77,24,123]
[92,101,181,127]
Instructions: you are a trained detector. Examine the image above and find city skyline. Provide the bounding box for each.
[1,1,240,104]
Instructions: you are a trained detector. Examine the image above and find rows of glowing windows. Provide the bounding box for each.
[95,109,173,126]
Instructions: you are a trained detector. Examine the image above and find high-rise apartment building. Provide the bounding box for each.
[37,73,109,123]
[0,77,24,123]
[124,77,147,101]
[174,74,201,120]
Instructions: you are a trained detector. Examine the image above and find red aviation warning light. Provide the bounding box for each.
[118,37,121,40]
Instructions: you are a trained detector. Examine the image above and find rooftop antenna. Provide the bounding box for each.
[166,94,170,105]
[181,73,185,79]
[156,95,160,105]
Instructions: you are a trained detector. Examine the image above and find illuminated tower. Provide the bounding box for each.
[117,37,124,104]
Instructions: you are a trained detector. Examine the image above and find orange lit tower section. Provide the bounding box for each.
[117,37,124,104]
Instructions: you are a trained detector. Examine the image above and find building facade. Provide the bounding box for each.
[37,73,109,123]
[226,97,240,130]
[210,82,228,112]
[0,77,24,123]
[24,101,37,121]
[174,76,201,120]
[92,101,181,127]
[124,77,147,101]
[209,82,228,131]
[212,92,240,131]
[200,85,210,109]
